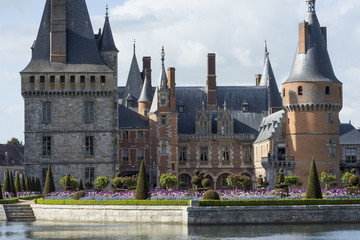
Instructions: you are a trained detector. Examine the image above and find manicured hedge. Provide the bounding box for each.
[34,199,190,206]
[0,198,19,204]
[200,199,360,206]
[19,195,43,200]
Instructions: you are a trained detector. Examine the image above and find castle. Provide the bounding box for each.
[21,0,352,190]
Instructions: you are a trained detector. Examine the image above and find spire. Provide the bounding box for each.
[133,39,136,55]
[158,46,168,89]
[99,5,118,52]
[264,40,268,64]
[161,46,165,68]
[307,0,316,12]
[138,70,153,103]
[285,0,340,83]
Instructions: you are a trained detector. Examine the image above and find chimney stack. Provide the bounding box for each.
[50,0,67,63]
[255,74,262,86]
[143,57,152,88]
[206,53,217,110]
[168,67,176,111]
[298,21,309,54]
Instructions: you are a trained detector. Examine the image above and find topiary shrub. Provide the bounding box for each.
[73,190,86,200]
[135,160,150,200]
[43,165,56,194]
[112,177,123,189]
[85,182,94,190]
[194,170,200,176]
[349,169,359,187]
[202,178,211,188]
[59,174,79,191]
[306,159,322,199]
[178,181,188,189]
[94,176,110,191]
[191,176,202,189]
[116,172,121,178]
[78,179,84,191]
[202,190,220,200]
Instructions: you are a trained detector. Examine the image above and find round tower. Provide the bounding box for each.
[282,0,342,183]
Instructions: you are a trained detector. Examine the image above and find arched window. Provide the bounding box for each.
[298,86,303,96]
[325,86,330,95]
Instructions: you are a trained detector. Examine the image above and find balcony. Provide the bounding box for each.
[340,160,360,168]
[261,156,295,170]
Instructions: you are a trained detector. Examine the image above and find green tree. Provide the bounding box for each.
[36,178,42,192]
[306,159,322,199]
[25,176,31,192]
[31,177,36,192]
[160,173,178,190]
[341,172,352,188]
[43,165,56,194]
[226,174,252,191]
[7,137,23,146]
[122,175,138,190]
[191,170,203,189]
[135,160,150,200]
[10,171,17,197]
[285,174,302,190]
[59,174,79,191]
[14,172,21,193]
[3,170,11,193]
[78,179,84,191]
[21,174,26,192]
[94,176,110,191]
[0,180,2,199]
[112,177,123,189]
[320,171,337,194]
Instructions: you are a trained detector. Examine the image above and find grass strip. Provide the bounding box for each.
[35,199,190,206]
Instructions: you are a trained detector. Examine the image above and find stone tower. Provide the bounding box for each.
[149,47,178,186]
[282,0,342,182]
[20,0,119,189]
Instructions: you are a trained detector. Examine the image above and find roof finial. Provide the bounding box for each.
[161,46,165,67]
[133,39,136,54]
[106,4,109,18]
[223,101,227,110]
[306,0,316,12]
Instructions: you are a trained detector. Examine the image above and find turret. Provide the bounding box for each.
[138,70,152,118]
[282,0,342,183]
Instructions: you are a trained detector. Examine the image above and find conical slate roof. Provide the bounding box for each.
[138,74,152,103]
[150,47,168,113]
[22,0,111,73]
[121,52,144,106]
[259,52,282,108]
[285,2,341,83]
[99,11,118,52]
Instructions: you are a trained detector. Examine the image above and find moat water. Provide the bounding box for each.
[0,222,359,239]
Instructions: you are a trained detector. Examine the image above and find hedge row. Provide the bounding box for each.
[34,199,190,206]
[19,195,43,200]
[199,199,360,206]
[0,198,19,204]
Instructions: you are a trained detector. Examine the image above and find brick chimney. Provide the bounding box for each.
[50,0,67,63]
[255,74,262,86]
[168,67,176,112]
[206,53,217,110]
[142,56,152,88]
[299,21,309,54]
[5,152,9,165]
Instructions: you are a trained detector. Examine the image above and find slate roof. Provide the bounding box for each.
[99,14,118,52]
[339,123,360,145]
[254,110,285,143]
[138,75,153,103]
[22,0,112,73]
[0,145,24,166]
[284,3,341,83]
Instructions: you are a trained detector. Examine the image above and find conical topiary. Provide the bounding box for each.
[3,169,11,193]
[21,174,26,192]
[43,165,56,194]
[78,179,84,191]
[36,178,42,192]
[306,158,322,199]
[25,175,31,192]
[10,171,17,197]
[14,172,21,194]
[135,160,149,200]
[31,177,36,192]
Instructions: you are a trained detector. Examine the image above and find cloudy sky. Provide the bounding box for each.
[0,0,359,143]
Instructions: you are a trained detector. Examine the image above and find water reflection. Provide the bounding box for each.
[0,222,359,240]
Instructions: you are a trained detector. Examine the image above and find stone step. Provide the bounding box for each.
[3,204,36,222]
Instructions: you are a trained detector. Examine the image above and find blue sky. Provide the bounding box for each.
[0,0,360,143]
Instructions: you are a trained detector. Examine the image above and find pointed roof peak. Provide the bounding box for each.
[138,70,153,103]
[99,4,118,52]
[133,39,136,55]
[158,46,168,89]
[161,46,165,67]
[105,4,109,18]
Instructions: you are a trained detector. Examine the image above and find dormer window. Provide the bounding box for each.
[30,76,35,83]
[126,94,133,107]
[242,102,248,112]
[160,94,167,106]
[200,121,208,134]
[221,121,230,134]
[298,86,303,95]
[325,86,330,95]
[178,105,184,113]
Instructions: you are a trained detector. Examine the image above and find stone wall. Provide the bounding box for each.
[0,205,6,221]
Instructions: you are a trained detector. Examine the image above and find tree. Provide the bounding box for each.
[78,179,84,191]
[341,172,352,188]
[160,173,178,190]
[31,177,36,192]
[7,137,23,146]
[0,180,2,199]
[14,172,21,193]
[43,165,56,194]
[36,178,42,192]
[122,175,138,190]
[306,159,322,199]
[10,171,17,197]
[26,176,31,192]
[21,174,26,192]
[191,170,203,189]
[94,176,110,191]
[3,169,11,193]
[135,160,149,200]
[320,171,337,194]
[285,174,302,190]
[226,174,252,191]
[59,174,79,191]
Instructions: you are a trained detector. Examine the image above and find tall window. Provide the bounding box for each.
[283,88,285,97]
[122,149,129,162]
[137,149,144,162]
[200,121,208,134]
[179,147,187,162]
[221,174,229,187]
[42,136,51,156]
[221,121,230,134]
[242,103,248,112]
[85,102,94,123]
[85,136,94,157]
[298,86,303,96]
[42,102,51,123]
[50,76,55,84]
[200,147,208,161]
[137,131,144,140]
[328,112,335,124]
[222,147,230,161]
[328,139,336,157]
[122,131,129,139]
[161,140,167,154]
[160,94,167,106]
[85,167,95,183]
[345,148,357,163]
[325,86,330,95]
[161,115,167,125]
